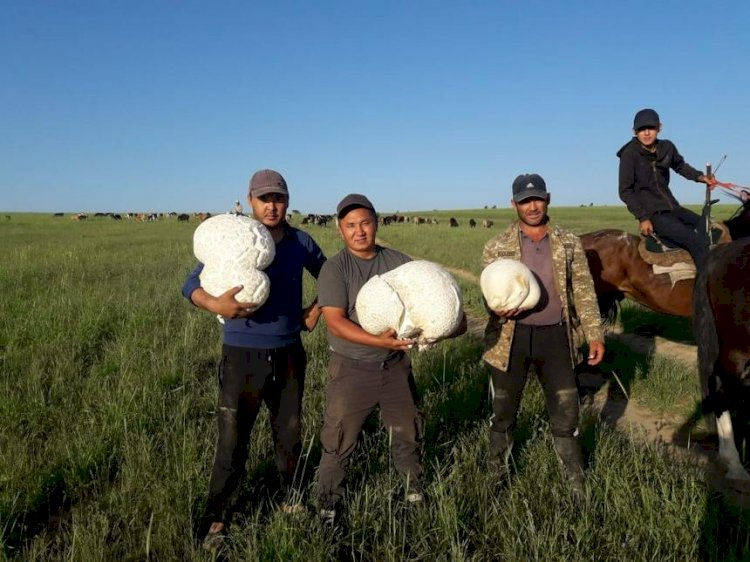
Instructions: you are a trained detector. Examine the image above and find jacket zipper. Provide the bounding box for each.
[651,159,674,210]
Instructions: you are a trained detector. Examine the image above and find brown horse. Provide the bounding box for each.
[580,195,750,320]
[693,237,750,480]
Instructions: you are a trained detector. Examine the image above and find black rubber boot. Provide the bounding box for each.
[553,436,585,497]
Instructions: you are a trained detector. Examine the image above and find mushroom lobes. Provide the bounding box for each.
[193,214,276,309]
[480,259,540,312]
[355,276,405,336]
[519,272,541,309]
[356,260,463,347]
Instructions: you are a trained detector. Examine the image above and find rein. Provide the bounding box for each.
[713,181,750,198]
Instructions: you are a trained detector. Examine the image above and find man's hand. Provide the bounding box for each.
[493,308,524,319]
[214,286,257,319]
[639,219,654,237]
[377,328,416,351]
[301,300,322,332]
[587,340,605,366]
[698,174,718,188]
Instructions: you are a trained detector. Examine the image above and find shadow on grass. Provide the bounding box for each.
[701,491,750,562]
[575,336,651,425]
[618,304,694,343]
[2,451,120,557]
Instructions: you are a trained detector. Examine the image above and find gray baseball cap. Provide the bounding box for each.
[336,193,376,219]
[249,169,289,197]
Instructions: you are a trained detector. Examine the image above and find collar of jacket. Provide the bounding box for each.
[632,137,661,157]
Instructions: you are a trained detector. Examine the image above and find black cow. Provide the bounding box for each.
[177,213,190,222]
[449,217,459,227]
[469,218,476,228]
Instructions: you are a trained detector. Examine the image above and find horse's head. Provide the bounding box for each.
[723,191,750,240]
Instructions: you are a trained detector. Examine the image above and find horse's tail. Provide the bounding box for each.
[692,264,719,403]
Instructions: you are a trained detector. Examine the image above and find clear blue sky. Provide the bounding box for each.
[2,1,749,214]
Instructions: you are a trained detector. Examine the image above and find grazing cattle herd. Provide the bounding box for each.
[49,210,496,229]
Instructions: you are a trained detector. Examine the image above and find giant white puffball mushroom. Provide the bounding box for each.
[356,260,463,350]
[480,259,540,312]
[193,214,275,310]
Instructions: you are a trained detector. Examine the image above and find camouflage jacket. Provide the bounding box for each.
[482,220,604,371]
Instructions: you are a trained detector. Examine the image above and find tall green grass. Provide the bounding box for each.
[0,213,746,561]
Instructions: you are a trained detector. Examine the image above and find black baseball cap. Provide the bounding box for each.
[633,108,660,130]
[336,193,376,219]
[512,173,548,203]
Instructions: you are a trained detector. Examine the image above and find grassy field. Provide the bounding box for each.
[1,208,749,561]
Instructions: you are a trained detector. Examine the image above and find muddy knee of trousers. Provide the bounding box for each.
[216,406,239,433]
[490,387,517,429]
[390,424,417,445]
[549,388,580,437]
[277,414,301,439]
[390,412,423,443]
[320,417,345,456]
[218,405,238,417]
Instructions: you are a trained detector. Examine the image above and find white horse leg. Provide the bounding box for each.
[716,411,750,481]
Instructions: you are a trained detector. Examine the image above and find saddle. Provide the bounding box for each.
[637,190,731,285]
[638,223,730,267]
[638,189,730,273]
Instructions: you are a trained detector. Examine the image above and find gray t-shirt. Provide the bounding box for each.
[318,245,412,361]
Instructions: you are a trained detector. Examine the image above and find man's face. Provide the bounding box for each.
[338,207,377,254]
[248,193,288,228]
[512,196,549,227]
[635,125,660,148]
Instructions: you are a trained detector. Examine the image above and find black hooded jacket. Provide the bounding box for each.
[617,137,703,221]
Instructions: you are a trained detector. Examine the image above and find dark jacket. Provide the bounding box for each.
[617,138,703,221]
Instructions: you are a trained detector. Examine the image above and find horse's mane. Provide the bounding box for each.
[724,190,750,221]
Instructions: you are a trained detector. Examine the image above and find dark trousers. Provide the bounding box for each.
[205,341,307,522]
[317,352,422,508]
[490,324,579,442]
[650,206,709,266]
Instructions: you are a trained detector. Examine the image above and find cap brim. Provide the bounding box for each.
[251,186,288,197]
[513,191,548,202]
[337,204,374,219]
